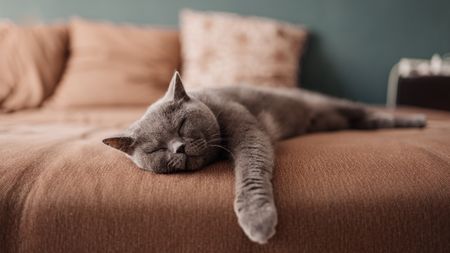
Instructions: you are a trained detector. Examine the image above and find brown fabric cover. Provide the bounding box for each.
[180,10,308,89]
[0,23,68,112]
[0,107,449,253]
[47,19,180,108]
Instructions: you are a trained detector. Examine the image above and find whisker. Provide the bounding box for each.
[216,110,225,120]
[167,159,174,168]
[209,134,222,139]
[191,141,206,151]
[207,138,223,145]
[190,138,204,145]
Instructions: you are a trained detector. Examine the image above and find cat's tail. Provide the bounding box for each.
[355,111,427,129]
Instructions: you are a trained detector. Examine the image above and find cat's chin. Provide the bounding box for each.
[134,150,217,174]
[136,156,203,174]
[185,155,206,171]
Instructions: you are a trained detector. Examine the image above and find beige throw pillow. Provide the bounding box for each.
[180,10,308,89]
[48,18,180,108]
[0,23,68,112]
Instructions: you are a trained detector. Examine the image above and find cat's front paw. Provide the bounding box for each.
[236,201,278,244]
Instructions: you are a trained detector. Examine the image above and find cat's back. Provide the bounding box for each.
[190,85,328,112]
[205,85,300,100]
[190,85,321,139]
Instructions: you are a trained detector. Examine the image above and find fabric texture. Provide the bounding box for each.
[0,23,68,112]
[0,106,449,253]
[180,10,308,89]
[46,18,180,108]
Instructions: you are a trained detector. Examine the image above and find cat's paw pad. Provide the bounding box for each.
[237,202,278,244]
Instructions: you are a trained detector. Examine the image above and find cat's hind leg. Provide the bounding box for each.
[333,101,426,130]
[354,111,427,129]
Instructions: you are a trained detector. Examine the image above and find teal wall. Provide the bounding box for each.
[1,0,449,104]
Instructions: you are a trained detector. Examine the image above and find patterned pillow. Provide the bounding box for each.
[180,10,308,89]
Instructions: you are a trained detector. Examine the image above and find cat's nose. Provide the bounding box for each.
[175,143,185,153]
[170,140,185,154]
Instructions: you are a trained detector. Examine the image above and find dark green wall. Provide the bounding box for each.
[1,0,449,104]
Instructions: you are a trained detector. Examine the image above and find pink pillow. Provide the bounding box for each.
[180,10,308,89]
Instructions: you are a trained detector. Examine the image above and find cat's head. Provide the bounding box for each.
[103,72,220,173]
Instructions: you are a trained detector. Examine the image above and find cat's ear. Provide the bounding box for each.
[102,135,135,155]
[165,71,190,101]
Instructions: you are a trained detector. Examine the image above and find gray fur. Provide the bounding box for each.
[103,72,426,244]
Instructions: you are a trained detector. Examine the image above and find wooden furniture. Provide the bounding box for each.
[387,57,450,111]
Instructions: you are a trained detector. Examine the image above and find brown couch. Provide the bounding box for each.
[0,20,449,253]
[1,107,449,253]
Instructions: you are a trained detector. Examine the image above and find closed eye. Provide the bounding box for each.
[178,118,187,136]
[144,148,167,154]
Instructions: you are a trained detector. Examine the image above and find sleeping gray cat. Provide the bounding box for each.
[103,72,426,244]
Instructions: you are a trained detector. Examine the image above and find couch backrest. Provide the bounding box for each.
[1,0,449,104]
